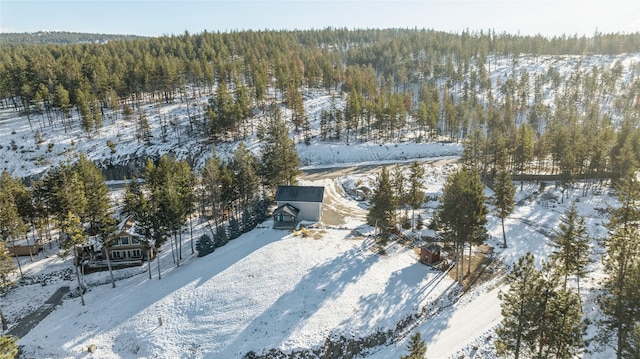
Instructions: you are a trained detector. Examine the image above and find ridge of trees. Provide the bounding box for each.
[0,31,145,45]
[2,28,640,187]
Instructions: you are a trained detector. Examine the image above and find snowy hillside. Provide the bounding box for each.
[0,52,636,359]
[1,53,639,181]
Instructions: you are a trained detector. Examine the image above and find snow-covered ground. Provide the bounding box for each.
[1,52,635,358]
[2,160,615,358]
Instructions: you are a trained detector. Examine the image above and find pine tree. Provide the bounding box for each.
[0,241,15,289]
[74,154,109,235]
[0,191,26,278]
[493,168,515,248]
[228,217,242,240]
[416,213,424,230]
[496,253,543,359]
[434,167,488,281]
[551,203,590,292]
[195,234,215,257]
[241,208,254,233]
[0,335,18,359]
[214,225,228,247]
[406,162,426,230]
[201,150,222,227]
[400,332,427,359]
[53,84,71,119]
[367,166,397,242]
[598,173,640,358]
[497,253,585,359]
[514,123,535,190]
[231,143,259,208]
[258,104,301,191]
[0,171,34,255]
[75,89,93,134]
[392,164,406,224]
[252,193,271,223]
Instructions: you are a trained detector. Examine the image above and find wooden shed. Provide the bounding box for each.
[420,244,441,265]
[6,244,40,257]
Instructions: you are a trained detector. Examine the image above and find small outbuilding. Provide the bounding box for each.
[273,185,325,228]
[420,244,441,265]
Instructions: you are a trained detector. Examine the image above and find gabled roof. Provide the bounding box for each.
[116,215,143,238]
[272,203,300,217]
[275,186,325,203]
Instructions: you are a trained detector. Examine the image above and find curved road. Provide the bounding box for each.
[300,156,458,181]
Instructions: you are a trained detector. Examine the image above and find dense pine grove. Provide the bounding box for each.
[2,28,640,182]
[2,27,640,358]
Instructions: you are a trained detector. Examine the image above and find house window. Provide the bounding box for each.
[131,238,139,244]
[111,251,121,260]
[132,249,141,258]
[120,236,129,245]
[112,239,119,247]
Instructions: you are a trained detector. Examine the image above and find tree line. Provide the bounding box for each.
[2,28,640,158]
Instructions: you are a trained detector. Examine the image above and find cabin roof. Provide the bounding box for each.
[275,186,324,203]
[273,203,300,217]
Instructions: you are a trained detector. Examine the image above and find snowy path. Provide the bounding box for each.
[424,287,502,358]
[6,286,69,339]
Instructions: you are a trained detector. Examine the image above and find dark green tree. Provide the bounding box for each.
[367,166,397,242]
[122,178,156,280]
[406,162,425,230]
[0,191,26,278]
[228,217,242,240]
[201,150,222,226]
[514,123,535,190]
[400,332,428,359]
[496,253,584,359]
[434,167,488,281]
[74,155,109,235]
[195,234,215,257]
[96,213,118,288]
[214,225,229,247]
[0,240,15,289]
[598,174,640,359]
[392,164,406,222]
[231,143,259,209]
[550,203,590,293]
[258,104,301,191]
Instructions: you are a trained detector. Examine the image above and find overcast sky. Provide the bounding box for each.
[1,0,639,38]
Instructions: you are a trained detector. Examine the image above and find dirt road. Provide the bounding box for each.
[300,156,458,227]
[301,156,458,181]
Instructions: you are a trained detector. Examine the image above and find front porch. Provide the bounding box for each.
[272,203,299,229]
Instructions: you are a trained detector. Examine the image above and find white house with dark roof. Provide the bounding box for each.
[273,185,324,228]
